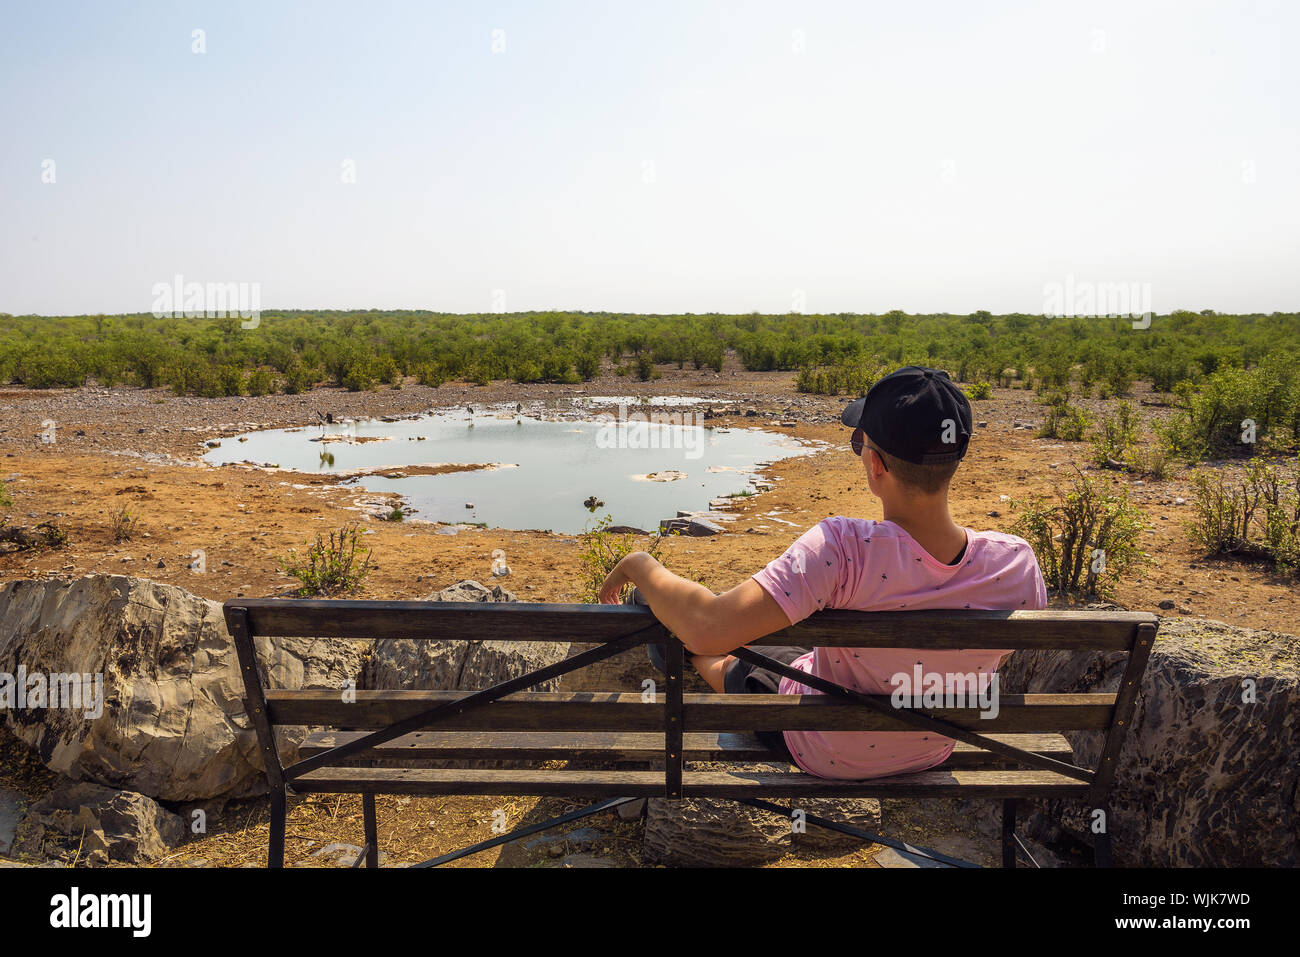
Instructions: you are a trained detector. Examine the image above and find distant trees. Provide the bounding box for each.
[0,310,1295,428]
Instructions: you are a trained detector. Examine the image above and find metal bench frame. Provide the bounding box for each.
[224,600,1156,869]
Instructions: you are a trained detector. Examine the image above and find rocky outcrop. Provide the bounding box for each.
[361,580,570,693]
[644,771,881,866]
[0,575,365,802]
[1000,616,1300,867]
[13,782,185,865]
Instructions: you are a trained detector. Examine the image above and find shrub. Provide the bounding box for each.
[414,362,447,388]
[965,381,992,400]
[575,352,601,381]
[282,363,316,394]
[635,353,657,382]
[1161,361,1300,461]
[1187,459,1300,570]
[796,358,885,396]
[1090,401,1139,466]
[0,479,12,507]
[342,367,375,392]
[109,505,137,544]
[1038,396,1091,441]
[1128,441,1173,480]
[1011,469,1147,598]
[281,524,375,596]
[246,368,276,396]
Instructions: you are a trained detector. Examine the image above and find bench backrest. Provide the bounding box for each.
[224,600,1157,804]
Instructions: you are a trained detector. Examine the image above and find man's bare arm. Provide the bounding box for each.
[598,551,792,656]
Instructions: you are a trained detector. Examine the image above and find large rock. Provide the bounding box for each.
[644,765,881,866]
[1000,616,1300,867]
[13,782,185,865]
[0,575,365,802]
[361,580,570,693]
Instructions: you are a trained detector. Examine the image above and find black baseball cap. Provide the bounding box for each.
[840,366,973,465]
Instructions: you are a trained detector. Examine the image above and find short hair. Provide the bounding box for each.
[870,440,961,495]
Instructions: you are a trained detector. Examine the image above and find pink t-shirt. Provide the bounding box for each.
[751,517,1047,780]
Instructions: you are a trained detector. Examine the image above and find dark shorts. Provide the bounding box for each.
[722,645,812,766]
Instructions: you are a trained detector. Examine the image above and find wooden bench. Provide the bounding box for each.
[223,599,1157,868]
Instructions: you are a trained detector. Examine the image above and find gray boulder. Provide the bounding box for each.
[644,765,881,866]
[361,580,570,693]
[999,616,1300,867]
[0,575,365,802]
[13,782,185,865]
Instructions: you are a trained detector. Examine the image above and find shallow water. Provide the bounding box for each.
[202,405,820,534]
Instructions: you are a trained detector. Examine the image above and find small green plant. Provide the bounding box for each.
[1011,468,1147,598]
[386,506,406,522]
[110,505,137,543]
[281,524,375,596]
[1090,401,1139,466]
[577,515,669,603]
[1038,395,1090,442]
[965,381,992,400]
[0,479,12,508]
[1127,441,1173,480]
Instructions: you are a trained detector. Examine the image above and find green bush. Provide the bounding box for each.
[965,381,992,400]
[414,362,447,388]
[282,363,316,394]
[280,524,375,596]
[246,368,276,396]
[1090,401,1139,465]
[1187,459,1300,570]
[635,353,657,382]
[1038,396,1090,441]
[1011,469,1147,598]
[575,352,601,381]
[1161,361,1300,461]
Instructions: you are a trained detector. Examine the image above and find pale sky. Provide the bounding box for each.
[1,0,1296,316]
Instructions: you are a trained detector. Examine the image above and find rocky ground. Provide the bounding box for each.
[1,359,1296,868]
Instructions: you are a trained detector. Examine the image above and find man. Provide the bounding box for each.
[597,366,1046,780]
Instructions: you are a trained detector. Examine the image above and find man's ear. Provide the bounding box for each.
[864,447,885,481]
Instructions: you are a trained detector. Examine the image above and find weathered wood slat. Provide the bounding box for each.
[268,690,1113,732]
[229,599,1155,650]
[288,766,1091,799]
[297,729,1075,767]
[756,609,1153,649]
[234,599,661,642]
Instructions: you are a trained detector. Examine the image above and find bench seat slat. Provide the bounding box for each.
[288,766,1091,799]
[267,690,1113,732]
[297,730,1075,767]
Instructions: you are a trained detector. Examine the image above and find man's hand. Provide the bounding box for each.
[597,553,643,604]
[594,551,791,656]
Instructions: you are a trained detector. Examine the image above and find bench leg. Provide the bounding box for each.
[363,793,379,868]
[1001,799,1017,869]
[269,787,286,869]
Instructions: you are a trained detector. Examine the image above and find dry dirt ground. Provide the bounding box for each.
[1,363,1295,868]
